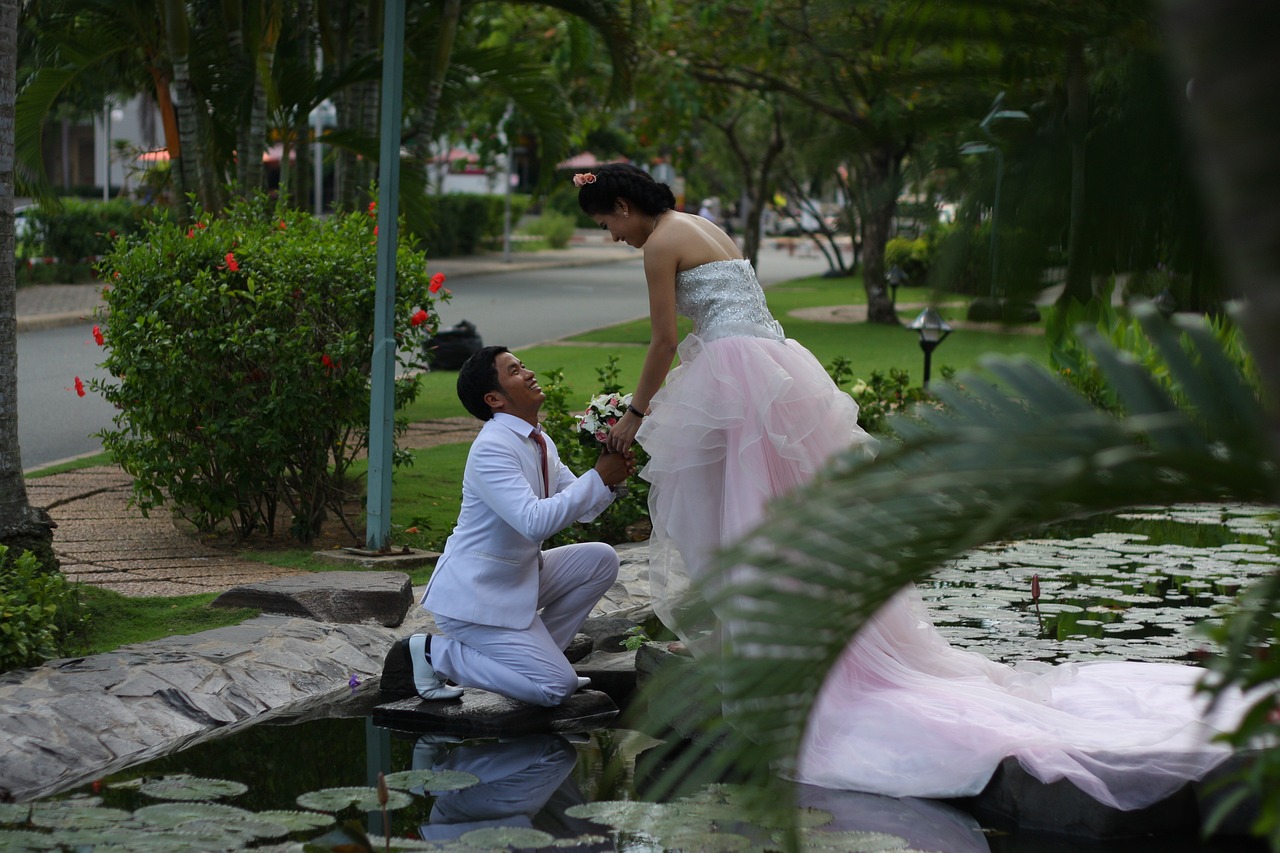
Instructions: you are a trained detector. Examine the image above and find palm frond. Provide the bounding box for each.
[633,305,1276,813]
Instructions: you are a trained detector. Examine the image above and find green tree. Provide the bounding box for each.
[0,0,57,567]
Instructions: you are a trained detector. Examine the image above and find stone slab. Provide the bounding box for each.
[371,688,617,737]
[573,649,638,703]
[310,548,440,571]
[956,756,1200,839]
[210,571,413,627]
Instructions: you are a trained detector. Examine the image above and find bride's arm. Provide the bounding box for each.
[607,244,679,452]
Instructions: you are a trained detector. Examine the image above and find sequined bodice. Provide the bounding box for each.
[675,259,785,342]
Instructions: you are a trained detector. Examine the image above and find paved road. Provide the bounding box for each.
[18,243,840,470]
[17,322,119,470]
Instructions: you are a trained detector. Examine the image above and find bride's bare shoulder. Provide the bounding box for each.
[658,212,741,267]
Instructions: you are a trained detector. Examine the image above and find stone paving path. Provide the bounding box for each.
[27,467,305,597]
[24,417,484,598]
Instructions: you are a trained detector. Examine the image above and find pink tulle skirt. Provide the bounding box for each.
[637,331,878,632]
[637,331,1246,811]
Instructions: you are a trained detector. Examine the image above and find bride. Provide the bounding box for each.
[576,163,1246,812]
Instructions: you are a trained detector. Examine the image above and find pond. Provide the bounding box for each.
[1,503,1275,852]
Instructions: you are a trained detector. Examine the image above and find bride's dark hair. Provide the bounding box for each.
[577,163,676,217]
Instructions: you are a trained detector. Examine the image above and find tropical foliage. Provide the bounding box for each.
[15,0,643,226]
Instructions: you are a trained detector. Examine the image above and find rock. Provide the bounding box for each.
[564,633,594,664]
[957,756,1198,839]
[371,688,617,737]
[573,650,637,703]
[211,571,413,627]
[577,614,643,653]
[1192,750,1263,837]
[310,548,440,571]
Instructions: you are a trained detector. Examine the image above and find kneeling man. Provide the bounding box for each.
[412,346,634,706]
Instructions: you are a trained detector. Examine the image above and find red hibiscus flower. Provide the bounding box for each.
[373,224,378,237]
[73,377,86,397]
[429,272,446,293]
[186,228,195,238]
[368,201,377,216]
[92,325,105,346]
[225,252,240,272]
[410,309,429,327]
[278,220,287,230]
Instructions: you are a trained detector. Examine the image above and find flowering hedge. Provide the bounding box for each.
[91,196,446,542]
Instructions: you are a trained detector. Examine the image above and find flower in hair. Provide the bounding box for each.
[573,172,596,187]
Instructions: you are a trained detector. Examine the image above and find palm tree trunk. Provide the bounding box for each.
[163,0,211,215]
[1057,34,1092,307]
[0,0,56,561]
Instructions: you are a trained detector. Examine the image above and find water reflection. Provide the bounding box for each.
[411,733,607,847]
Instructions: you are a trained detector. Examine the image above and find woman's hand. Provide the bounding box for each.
[607,410,642,453]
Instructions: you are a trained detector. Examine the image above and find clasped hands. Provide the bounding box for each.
[594,445,637,488]
[604,409,642,453]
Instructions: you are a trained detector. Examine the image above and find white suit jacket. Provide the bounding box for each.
[422,413,613,629]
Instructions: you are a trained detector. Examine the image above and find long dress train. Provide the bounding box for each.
[635,259,1247,811]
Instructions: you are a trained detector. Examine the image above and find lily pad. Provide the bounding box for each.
[660,830,752,851]
[295,786,413,813]
[0,803,33,824]
[459,826,555,848]
[381,768,480,792]
[0,828,59,850]
[564,800,651,825]
[138,775,248,802]
[132,801,254,828]
[27,803,131,829]
[254,810,334,832]
[798,829,911,850]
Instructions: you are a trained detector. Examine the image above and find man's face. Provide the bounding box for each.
[486,352,544,423]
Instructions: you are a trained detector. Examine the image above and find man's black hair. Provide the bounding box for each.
[456,345,511,421]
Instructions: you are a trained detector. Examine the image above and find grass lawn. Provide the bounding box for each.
[48,271,1057,656]
[75,586,259,655]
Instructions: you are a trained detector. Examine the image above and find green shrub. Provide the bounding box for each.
[421,193,532,256]
[846,366,951,436]
[17,198,164,283]
[1048,288,1260,416]
[519,210,576,249]
[91,194,447,542]
[884,236,929,284]
[0,545,88,673]
[540,355,651,546]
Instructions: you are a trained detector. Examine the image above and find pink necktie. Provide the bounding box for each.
[531,430,550,498]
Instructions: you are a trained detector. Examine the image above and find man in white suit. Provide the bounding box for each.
[413,346,635,706]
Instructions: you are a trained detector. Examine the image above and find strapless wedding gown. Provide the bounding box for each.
[635,259,1245,811]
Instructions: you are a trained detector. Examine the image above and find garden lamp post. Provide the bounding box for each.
[908,307,953,387]
[960,92,1029,301]
[886,264,909,304]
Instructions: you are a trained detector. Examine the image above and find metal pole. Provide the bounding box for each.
[501,101,513,263]
[103,102,110,202]
[313,104,323,216]
[988,147,1003,301]
[365,0,406,551]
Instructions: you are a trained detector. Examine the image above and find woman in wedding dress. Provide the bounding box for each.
[576,163,1245,812]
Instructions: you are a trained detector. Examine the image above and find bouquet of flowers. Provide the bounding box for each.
[576,391,632,449]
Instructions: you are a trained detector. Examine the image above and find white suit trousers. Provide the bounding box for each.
[430,542,618,707]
